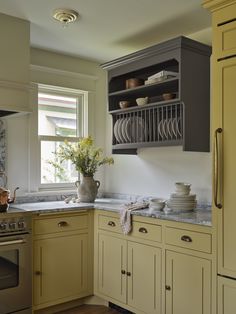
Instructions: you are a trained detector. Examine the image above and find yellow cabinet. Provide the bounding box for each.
[214,56,236,277]
[98,233,127,304]
[96,212,162,314]
[218,276,236,314]
[165,250,211,314]
[33,211,93,310]
[34,233,88,306]
[95,210,213,314]
[203,1,236,312]
[127,241,162,314]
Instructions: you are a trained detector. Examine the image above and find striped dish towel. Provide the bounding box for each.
[120,201,149,235]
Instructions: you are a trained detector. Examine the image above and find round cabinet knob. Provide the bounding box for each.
[18,221,26,229]
[165,285,171,291]
[0,222,7,230]
[9,222,17,229]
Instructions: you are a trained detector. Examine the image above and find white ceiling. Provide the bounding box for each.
[0,0,211,63]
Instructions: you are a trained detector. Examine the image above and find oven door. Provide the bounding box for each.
[0,233,31,314]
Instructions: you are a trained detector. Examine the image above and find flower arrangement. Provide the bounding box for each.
[55,136,114,177]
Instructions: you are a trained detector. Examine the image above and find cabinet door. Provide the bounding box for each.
[165,250,211,314]
[33,233,88,306]
[127,241,162,314]
[218,276,236,314]
[215,57,236,278]
[98,234,127,304]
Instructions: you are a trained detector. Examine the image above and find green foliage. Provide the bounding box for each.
[55,136,114,176]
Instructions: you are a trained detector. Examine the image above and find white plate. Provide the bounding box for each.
[167,119,173,138]
[117,118,126,143]
[114,119,122,143]
[170,193,196,200]
[177,117,182,136]
[162,119,168,139]
[158,120,164,139]
[126,117,147,142]
[167,201,197,209]
[121,118,129,143]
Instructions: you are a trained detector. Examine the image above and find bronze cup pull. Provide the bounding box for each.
[108,221,116,227]
[58,221,68,227]
[181,235,192,242]
[139,227,148,234]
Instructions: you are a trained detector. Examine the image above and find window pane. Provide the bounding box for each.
[38,93,78,137]
[41,141,78,184]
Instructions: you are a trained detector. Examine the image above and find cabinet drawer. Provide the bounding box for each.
[98,215,122,233]
[165,227,212,253]
[131,221,162,242]
[214,3,236,58]
[34,214,88,235]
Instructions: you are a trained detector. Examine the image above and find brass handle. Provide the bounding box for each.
[35,271,41,276]
[108,221,116,227]
[121,270,126,275]
[139,227,148,234]
[126,272,131,276]
[165,285,171,291]
[181,235,192,242]
[58,221,68,227]
[214,128,223,209]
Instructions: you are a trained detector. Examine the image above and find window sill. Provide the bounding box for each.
[25,189,77,197]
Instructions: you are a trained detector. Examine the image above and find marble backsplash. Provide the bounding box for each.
[0,119,6,172]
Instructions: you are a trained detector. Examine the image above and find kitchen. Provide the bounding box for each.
[0,0,234,313]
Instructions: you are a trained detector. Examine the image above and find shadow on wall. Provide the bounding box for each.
[111,8,211,50]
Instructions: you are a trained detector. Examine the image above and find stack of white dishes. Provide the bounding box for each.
[167,182,197,212]
[145,70,178,85]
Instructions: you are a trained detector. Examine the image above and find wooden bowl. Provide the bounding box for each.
[119,101,130,109]
[162,93,176,101]
[126,78,144,89]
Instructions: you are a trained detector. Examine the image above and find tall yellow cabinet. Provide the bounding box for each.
[203,0,236,313]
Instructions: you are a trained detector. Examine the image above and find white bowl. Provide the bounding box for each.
[175,182,191,195]
[136,97,148,106]
[175,182,191,189]
[149,198,166,211]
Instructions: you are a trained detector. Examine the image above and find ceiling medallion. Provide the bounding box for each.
[53,9,79,27]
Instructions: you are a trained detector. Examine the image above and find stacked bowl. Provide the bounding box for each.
[149,198,166,211]
[167,182,197,212]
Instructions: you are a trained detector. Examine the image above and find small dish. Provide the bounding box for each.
[162,93,176,101]
[119,100,130,109]
[136,97,148,106]
[126,78,144,89]
[149,198,166,211]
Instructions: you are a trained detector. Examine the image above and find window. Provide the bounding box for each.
[38,85,87,188]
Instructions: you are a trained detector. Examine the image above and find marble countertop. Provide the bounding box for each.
[9,198,212,226]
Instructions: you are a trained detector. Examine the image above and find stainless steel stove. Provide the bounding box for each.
[0,213,32,314]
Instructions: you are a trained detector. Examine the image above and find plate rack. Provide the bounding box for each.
[112,102,183,154]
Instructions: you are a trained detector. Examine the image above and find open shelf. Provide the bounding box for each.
[108,77,179,97]
[101,36,211,154]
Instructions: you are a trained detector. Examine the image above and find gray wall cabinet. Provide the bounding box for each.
[101,36,211,155]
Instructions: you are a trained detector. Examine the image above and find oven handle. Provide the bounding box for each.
[0,239,26,246]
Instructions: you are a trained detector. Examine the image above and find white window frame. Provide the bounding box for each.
[38,84,88,190]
